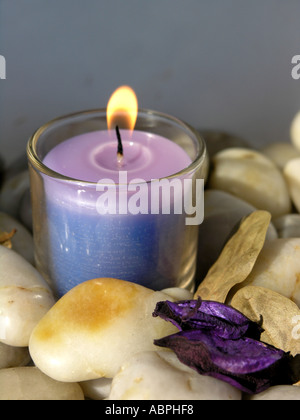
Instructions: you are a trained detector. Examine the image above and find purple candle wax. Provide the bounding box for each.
[44,130,191,183]
[42,129,193,296]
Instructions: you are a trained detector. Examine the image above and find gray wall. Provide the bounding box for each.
[1,0,300,165]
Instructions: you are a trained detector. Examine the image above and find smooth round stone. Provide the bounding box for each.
[0,170,30,218]
[0,212,34,264]
[160,287,193,301]
[0,342,31,369]
[0,155,5,187]
[209,148,292,217]
[291,110,300,151]
[108,351,241,400]
[80,378,112,400]
[199,130,250,159]
[29,278,179,382]
[284,158,300,213]
[245,238,300,307]
[18,189,32,232]
[0,246,55,347]
[261,142,300,170]
[0,367,84,400]
[273,214,300,238]
[196,190,278,283]
[246,385,300,401]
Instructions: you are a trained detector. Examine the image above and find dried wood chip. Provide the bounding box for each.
[231,285,300,356]
[194,210,271,303]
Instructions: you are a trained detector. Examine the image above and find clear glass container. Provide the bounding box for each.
[27,109,208,297]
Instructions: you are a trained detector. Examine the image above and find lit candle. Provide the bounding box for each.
[28,87,207,297]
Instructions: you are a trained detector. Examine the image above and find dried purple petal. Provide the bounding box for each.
[153,299,300,394]
[154,329,296,394]
[153,299,263,340]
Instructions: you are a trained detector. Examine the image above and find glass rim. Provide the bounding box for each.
[27,108,207,186]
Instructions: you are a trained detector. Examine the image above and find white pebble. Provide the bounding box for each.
[0,342,31,369]
[0,170,30,218]
[291,111,300,151]
[29,278,178,382]
[247,385,300,401]
[0,246,55,347]
[283,158,300,213]
[273,214,300,238]
[0,367,84,400]
[209,148,291,217]
[108,351,241,400]
[261,142,300,170]
[160,287,193,301]
[80,378,112,400]
[18,189,32,231]
[0,212,34,264]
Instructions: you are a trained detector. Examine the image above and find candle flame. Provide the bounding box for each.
[107,86,138,134]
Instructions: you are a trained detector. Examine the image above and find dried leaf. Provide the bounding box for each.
[0,229,16,249]
[194,210,271,302]
[231,285,300,356]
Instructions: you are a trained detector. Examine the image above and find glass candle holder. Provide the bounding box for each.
[27,109,208,297]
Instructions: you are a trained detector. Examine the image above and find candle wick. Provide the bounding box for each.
[116,125,124,166]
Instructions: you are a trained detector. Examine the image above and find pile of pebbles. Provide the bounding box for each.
[1,112,300,400]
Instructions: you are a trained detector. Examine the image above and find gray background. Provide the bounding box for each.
[1,0,300,166]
